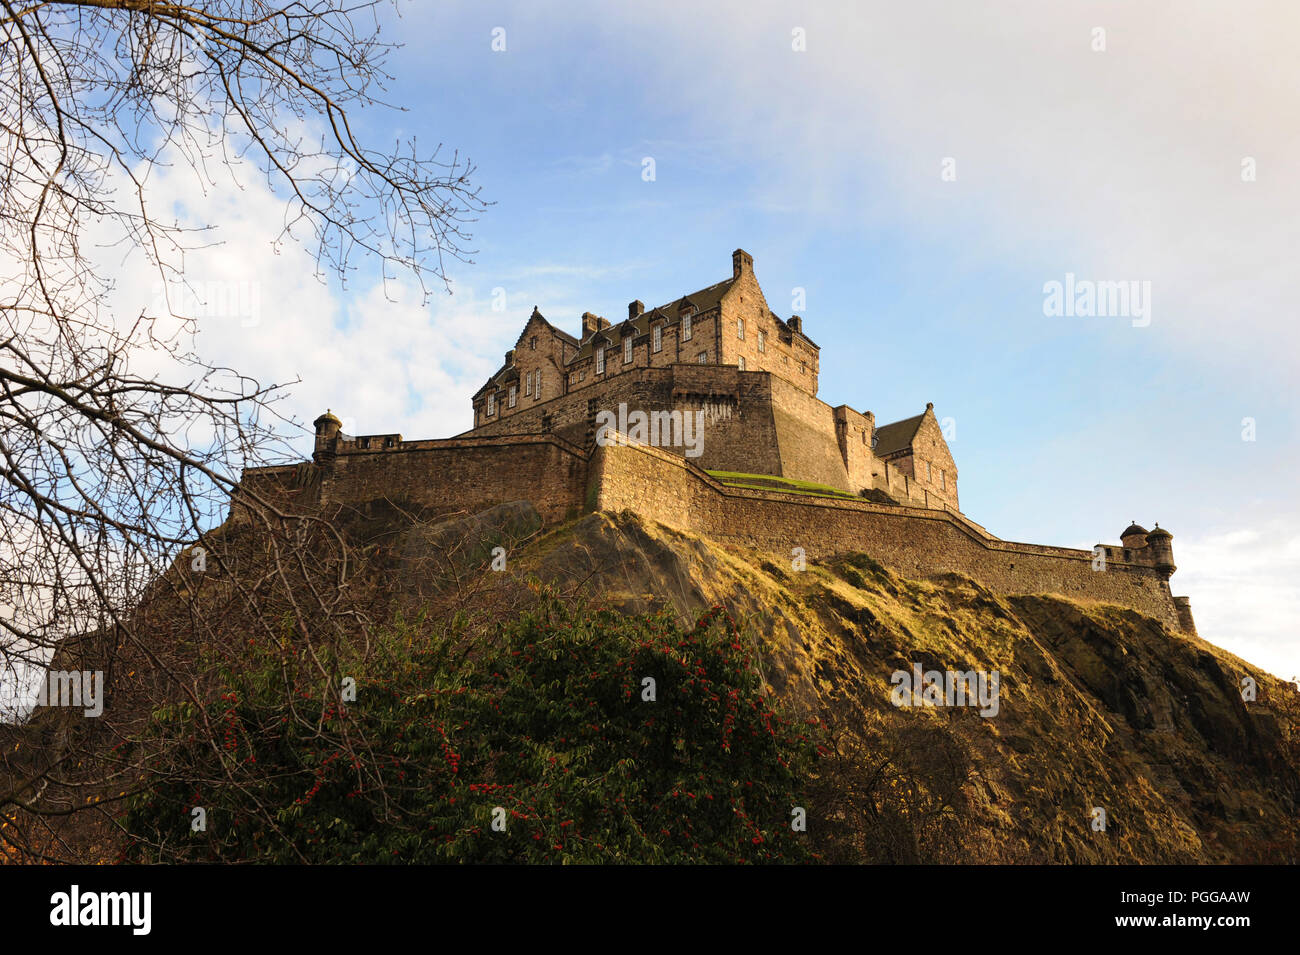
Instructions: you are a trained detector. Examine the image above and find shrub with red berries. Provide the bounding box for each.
[121,591,821,863]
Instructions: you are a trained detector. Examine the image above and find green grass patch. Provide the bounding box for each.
[705,471,859,500]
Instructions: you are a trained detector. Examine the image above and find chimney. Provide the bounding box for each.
[628,300,645,321]
[788,315,802,335]
[581,311,610,339]
[505,349,515,366]
[732,248,754,279]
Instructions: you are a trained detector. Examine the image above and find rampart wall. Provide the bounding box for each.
[232,425,1191,633]
[588,439,1185,630]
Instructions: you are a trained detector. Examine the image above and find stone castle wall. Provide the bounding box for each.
[233,417,1191,634]
[588,438,1186,630]
[233,434,588,526]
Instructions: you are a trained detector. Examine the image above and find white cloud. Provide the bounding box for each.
[1176,527,1300,681]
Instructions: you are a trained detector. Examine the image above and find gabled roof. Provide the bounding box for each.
[873,413,925,457]
[518,307,579,348]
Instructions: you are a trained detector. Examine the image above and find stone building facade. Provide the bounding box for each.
[467,249,959,511]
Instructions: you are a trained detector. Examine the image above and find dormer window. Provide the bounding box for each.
[486,393,496,416]
[652,325,662,353]
[508,384,517,408]
[682,312,693,340]
[596,346,605,375]
[624,335,633,364]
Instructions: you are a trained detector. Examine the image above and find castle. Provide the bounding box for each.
[235,249,1197,635]
[463,248,960,512]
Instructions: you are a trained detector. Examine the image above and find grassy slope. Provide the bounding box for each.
[516,511,1300,863]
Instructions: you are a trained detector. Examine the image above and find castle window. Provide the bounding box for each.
[596,346,605,375]
[800,362,806,374]
[926,461,932,482]
[535,373,543,399]
[738,355,746,371]
[624,336,633,364]
[757,330,766,353]
[682,312,693,340]
[525,371,532,396]
[652,325,662,353]
[697,351,707,364]
[737,318,745,340]
[940,469,946,489]
[508,384,517,408]
[579,369,586,382]
[486,393,496,416]
[529,337,537,350]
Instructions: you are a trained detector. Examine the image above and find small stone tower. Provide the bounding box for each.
[313,409,342,463]
[1120,522,1149,550]
[1145,524,1176,577]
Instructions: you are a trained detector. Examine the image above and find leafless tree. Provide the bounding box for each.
[0,0,485,862]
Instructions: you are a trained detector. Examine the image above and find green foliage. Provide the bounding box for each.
[122,594,821,863]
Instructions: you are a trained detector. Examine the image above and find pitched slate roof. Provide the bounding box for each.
[872,413,925,456]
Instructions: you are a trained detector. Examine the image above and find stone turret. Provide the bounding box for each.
[1121,521,1149,550]
[313,409,342,463]
[1145,524,1175,576]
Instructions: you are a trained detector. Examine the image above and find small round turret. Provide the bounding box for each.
[313,409,343,462]
[313,409,342,440]
[1144,523,1175,576]
[1121,521,1148,549]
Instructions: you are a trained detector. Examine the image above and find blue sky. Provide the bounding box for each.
[122,1,1299,678]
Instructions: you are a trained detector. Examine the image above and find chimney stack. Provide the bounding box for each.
[732,248,754,279]
[788,315,802,335]
[628,300,645,320]
[505,349,515,366]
